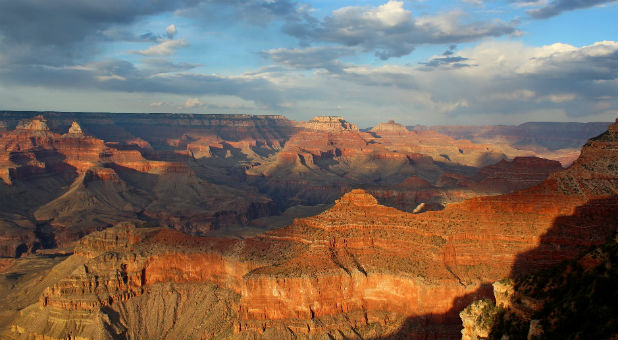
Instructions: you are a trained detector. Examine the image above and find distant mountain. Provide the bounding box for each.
[411,121,611,151]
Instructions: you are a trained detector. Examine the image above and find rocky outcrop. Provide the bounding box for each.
[1,115,616,339]
[0,115,276,256]
[461,230,618,340]
[473,156,564,193]
[370,120,409,134]
[15,115,52,135]
[300,116,359,132]
[8,117,617,339]
[459,299,496,340]
[66,121,84,135]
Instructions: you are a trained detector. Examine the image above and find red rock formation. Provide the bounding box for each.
[299,116,359,132]
[0,117,275,256]
[1,116,615,339]
[411,122,611,167]
[10,119,615,339]
[370,120,409,134]
[472,156,564,193]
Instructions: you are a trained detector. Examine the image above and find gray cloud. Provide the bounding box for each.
[523,0,614,19]
[262,46,355,72]
[176,0,311,27]
[0,0,305,66]
[418,45,474,69]
[0,59,283,108]
[129,39,189,56]
[0,0,202,65]
[328,41,617,119]
[141,58,201,73]
[419,56,473,69]
[283,2,517,60]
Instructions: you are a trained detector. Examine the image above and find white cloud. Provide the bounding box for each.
[541,94,576,103]
[300,39,618,121]
[166,24,177,39]
[360,0,410,27]
[130,39,188,56]
[95,74,126,82]
[284,1,517,60]
[463,0,484,5]
[184,97,203,108]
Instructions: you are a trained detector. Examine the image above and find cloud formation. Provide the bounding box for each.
[284,1,518,59]
[130,39,188,56]
[0,0,614,125]
[0,0,201,65]
[166,24,177,39]
[262,46,354,72]
[184,97,203,108]
[521,0,614,18]
[419,46,473,69]
[296,40,617,123]
[0,59,283,108]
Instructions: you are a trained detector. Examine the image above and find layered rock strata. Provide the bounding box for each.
[0,117,274,256]
[5,120,617,339]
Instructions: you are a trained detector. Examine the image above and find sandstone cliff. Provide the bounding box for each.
[0,112,591,258]
[0,116,275,256]
[0,115,615,340]
[3,120,616,340]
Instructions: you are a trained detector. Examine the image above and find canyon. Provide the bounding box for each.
[0,112,615,340]
[0,112,591,258]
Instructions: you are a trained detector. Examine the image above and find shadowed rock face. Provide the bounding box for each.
[0,115,277,257]
[0,113,605,257]
[461,231,618,340]
[472,156,564,193]
[370,120,409,134]
[3,121,616,340]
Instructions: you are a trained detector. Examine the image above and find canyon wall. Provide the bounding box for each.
[3,120,616,339]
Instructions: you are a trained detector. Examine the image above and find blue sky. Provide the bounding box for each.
[0,0,616,127]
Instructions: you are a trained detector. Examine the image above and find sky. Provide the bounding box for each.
[0,0,616,127]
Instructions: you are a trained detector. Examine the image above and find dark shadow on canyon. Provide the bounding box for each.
[369,196,618,340]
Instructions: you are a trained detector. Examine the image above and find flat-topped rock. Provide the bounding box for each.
[371,120,409,134]
[15,115,50,132]
[303,116,359,131]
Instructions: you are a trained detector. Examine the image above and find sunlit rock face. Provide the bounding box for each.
[0,115,277,256]
[0,113,599,259]
[0,114,615,340]
[371,119,409,134]
[301,116,359,132]
[6,121,616,340]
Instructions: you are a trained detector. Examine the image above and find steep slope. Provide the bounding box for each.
[247,116,434,206]
[0,117,274,256]
[372,120,532,168]
[248,117,525,209]
[369,155,564,212]
[472,157,564,193]
[0,112,604,259]
[461,231,618,340]
[4,121,616,340]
